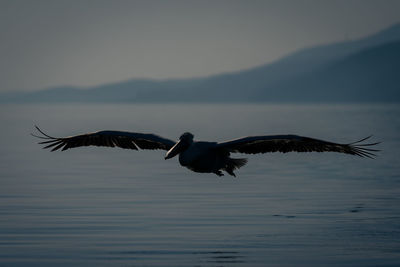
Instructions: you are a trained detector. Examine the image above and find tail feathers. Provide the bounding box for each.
[230,158,248,169]
[225,158,248,177]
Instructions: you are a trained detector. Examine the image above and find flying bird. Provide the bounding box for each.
[32,126,379,177]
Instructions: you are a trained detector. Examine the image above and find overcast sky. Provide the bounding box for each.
[1,0,400,92]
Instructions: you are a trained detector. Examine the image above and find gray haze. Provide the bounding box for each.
[1,0,400,92]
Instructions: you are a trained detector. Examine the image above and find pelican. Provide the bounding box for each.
[32,126,379,177]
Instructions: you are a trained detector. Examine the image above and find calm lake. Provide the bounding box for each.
[0,103,399,266]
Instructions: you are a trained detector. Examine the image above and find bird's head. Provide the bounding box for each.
[179,132,194,142]
[165,132,194,160]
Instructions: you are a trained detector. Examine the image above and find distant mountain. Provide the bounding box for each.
[264,41,400,102]
[2,23,400,103]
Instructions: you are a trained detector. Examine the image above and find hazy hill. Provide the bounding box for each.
[2,23,400,103]
[264,41,400,102]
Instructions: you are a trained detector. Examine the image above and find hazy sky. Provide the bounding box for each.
[1,0,400,92]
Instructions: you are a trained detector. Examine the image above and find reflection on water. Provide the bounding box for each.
[97,250,245,265]
[0,103,399,266]
[199,251,245,264]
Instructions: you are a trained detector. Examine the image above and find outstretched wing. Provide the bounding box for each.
[32,126,176,152]
[215,135,379,158]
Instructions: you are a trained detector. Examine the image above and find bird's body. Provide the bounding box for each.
[177,140,246,176]
[179,141,218,170]
[32,126,379,177]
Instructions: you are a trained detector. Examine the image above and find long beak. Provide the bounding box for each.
[165,140,185,160]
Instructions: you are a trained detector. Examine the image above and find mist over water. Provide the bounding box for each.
[0,103,399,266]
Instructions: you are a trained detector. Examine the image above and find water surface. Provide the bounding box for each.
[0,103,399,266]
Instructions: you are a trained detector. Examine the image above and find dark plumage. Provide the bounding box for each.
[32,126,379,176]
[215,135,379,158]
[32,126,174,152]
